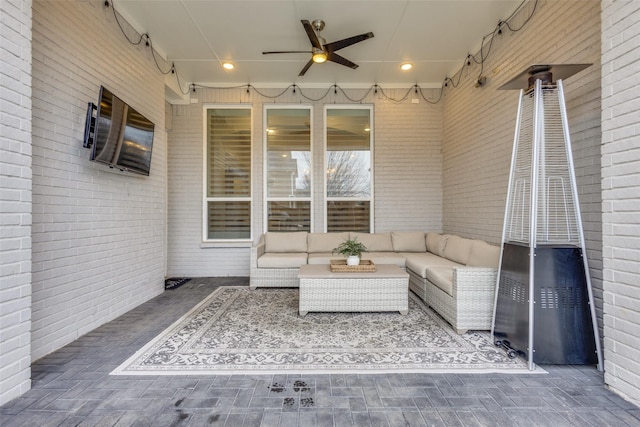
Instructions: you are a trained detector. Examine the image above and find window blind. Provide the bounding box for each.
[267,201,311,232]
[207,109,251,198]
[205,108,251,240]
[327,201,370,232]
[207,201,251,239]
[265,108,312,232]
[326,107,372,233]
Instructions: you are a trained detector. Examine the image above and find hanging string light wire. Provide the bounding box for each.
[106,0,538,102]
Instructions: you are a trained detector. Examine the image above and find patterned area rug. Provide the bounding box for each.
[112,287,530,375]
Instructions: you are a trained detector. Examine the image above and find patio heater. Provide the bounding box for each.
[492,64,603,370]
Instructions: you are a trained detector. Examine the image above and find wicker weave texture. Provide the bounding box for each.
[299,274,409,315]
[250,236,301,289]
[249,267,299,289]
[410,267,496,333]
[329,259,376,272]
[408,270,428,301]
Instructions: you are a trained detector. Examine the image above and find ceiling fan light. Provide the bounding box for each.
[312,51,327,63]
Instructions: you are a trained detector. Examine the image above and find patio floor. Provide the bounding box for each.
[2,278,639,426]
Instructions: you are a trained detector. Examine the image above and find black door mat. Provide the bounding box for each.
[164,277,191,290]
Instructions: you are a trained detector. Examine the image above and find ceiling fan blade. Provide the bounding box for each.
[298,58,314,76]
[324,32,374,52]
[262,51,312,55]
[327,52,358,69]
[301,20,322,49]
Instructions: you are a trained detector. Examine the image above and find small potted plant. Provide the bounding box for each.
[333,238,367,266]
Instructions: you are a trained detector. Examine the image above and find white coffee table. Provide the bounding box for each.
[297,264,409,316]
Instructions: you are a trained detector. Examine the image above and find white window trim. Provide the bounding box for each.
[263,104,314,233]
[202,104,253,244]
[323,104,374,233]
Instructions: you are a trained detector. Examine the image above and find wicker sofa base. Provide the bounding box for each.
[249,267,299,290]
[408,268,496,334]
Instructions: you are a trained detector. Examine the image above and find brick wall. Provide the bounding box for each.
[441,1,604,331]
[0,0,33,406]
[167,88,442,276]
[601,0,640,406]
[29,0,167,360]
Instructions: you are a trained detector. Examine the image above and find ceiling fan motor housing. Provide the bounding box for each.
[312,19,325,32]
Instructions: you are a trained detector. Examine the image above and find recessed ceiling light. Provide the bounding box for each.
[401,63,413,71]
[222,62,235,70]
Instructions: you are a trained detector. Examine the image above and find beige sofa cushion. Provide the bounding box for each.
[467,240,500,268]
[307,232,349,253]
[307,253,336,265]
[425,267,454,296]
[442,235,472,265]
[350,232,393,252]
[257,252,307,268]
[361,252,407,268]
[426,232,448,257]
[403,252,462,278]
[391,231,427,252]
[264,232,307,253]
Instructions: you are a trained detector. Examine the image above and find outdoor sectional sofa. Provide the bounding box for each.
[250,231,501,333]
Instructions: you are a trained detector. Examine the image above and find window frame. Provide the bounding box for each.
[202,104,253,245]
[263,104,314,233]
[323,105,374,233]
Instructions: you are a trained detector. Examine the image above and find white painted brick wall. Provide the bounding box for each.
[602,0,640,407]
[374,97,443,233]
[29,0,166,361]
[0,0,33,407]
[167,89,443,276]
[441,0,604,332]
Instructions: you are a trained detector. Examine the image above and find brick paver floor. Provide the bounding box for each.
[2,278,639,426]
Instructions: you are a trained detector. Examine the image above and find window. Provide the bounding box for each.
[265,107,312,232]
[204,107,252,241]
[325,106,373,232]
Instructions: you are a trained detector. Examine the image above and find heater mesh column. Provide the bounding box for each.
[494,76,602,370]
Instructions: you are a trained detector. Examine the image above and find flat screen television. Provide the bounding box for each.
[84,86,155,176]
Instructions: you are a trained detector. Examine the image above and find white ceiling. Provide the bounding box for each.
[116,0,522,90]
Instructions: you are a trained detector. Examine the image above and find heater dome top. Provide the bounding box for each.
[498,63,591,90]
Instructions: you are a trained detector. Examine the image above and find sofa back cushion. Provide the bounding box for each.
[442,235,473,265]
[307,232,350,253]
[391,231,427,252]
[467,240,501,268]
[350,232,393,252]
[426,232,448,257]
[264,232,308,253]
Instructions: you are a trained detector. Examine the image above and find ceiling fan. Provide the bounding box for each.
[262,19,374,76]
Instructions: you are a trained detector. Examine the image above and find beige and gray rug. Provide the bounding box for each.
[112,286,531,375]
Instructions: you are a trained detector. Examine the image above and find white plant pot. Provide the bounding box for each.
[346,256,360,266]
